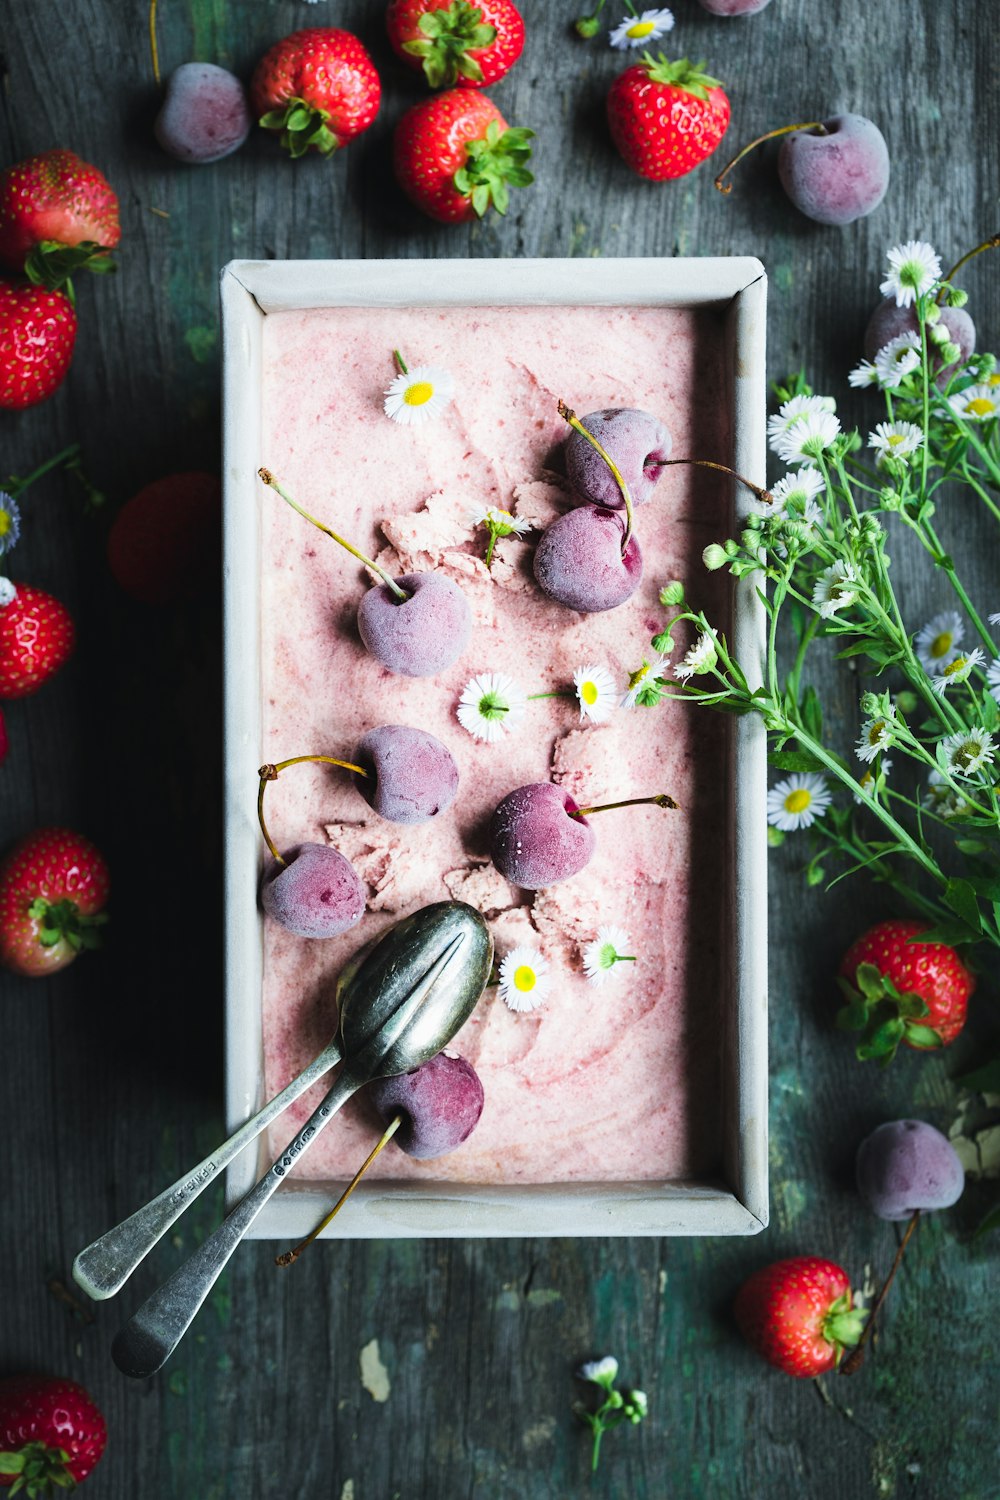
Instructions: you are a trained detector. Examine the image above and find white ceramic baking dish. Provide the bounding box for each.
[221,256,768,1238]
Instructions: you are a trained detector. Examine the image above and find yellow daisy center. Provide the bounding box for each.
[404,381,434,407]
[987,373,1000,387]
[627,20,656,36]
[581,680,599,705]
[966,397,996,417]
[513,965,536,992]
[944,656,968,678]
[929,630,953,660]
[0,512,10,537]
[887,432,907,447]
[785,789,811,814]
[868,721,887,744]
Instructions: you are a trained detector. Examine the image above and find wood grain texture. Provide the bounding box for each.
[1,2,998,1496]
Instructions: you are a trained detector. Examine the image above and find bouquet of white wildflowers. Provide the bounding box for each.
[630,237,1000,957]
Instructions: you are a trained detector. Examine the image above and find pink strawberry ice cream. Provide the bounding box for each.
[258,303,732,1186]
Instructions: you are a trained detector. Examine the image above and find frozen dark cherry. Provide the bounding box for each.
[855,1119,964,1222]
[154,63,252,163]
[354,724,459,824]
[533,505,642,613]
[490,781,677,889]
[366,1052,485,1159]
[565,407,672,510]
[260,842,365,938]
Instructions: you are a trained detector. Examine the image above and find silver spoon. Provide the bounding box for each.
[109,900,492,1380]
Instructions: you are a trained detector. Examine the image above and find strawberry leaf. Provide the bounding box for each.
[638,54,724,100]
[259,98,340,159]
[902,1024,943,1049]
[403,3,497,89]
[854,962,887,1003]
[452,123,535,218]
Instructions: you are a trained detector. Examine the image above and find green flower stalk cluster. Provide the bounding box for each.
[574,1356,647,1471]
[627,238,1000,955]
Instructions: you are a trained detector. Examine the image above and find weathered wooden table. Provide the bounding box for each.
[3,3,998,1495]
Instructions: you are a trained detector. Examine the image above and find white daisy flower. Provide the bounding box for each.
[675,631,718,681]
[853,758,892,805]
[578,1356,619,1386]
[923,769,966,819]
[930,648,984,696]
[766,772,833,832]
[772,410,842,466]
[766,393,837,450]
[848,359,880,389]
[767,468,825,517]
[914,609,964,669]
[609,7,674,48]
[874,331,922,389]
[879,240,942,308]
[990,612,1000,627]
[856,705,896,763]
[622,654,666,708]
[0,577,17,607]
[987,656,1000,699]
[469,503,531,537]
[941,726,996,779]
[498,945,551,1013]
[456,671,527,743]
[868,420,924,468]
[812,561,859,618]
[573,664,619,723]
[948,384,1000,423]
[384,364,455,426]
[582,926,635,987]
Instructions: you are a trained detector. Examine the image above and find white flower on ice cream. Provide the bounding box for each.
[573,664,619,723]
[383,350,455,426]
[498,945,551,1013]
[456,671,527,743]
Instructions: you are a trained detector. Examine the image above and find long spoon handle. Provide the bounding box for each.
[111,1068,361,1380]
[73,1036,343,1302]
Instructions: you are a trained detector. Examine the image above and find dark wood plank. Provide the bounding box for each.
[2,1,999,1496]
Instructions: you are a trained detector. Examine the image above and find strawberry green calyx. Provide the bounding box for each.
[836,962,940,1064]
[0,1439,76,1496]
[23,240,116,306]
[259,98,340,159]
[637,55,723,100]
[404,3,498,88]
[821,1293,868,1359]
[28,896,108,954]
[454,120,534,217]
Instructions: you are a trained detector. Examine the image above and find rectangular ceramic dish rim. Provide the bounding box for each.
[220,255,769,1239]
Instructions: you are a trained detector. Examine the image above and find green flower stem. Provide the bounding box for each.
[526,690,574,701]
[957,420,1000,488]
[258,468,408,602]
[393,349,409,376]
[918,299,932,496]
[5,442,82,498]
[958,460,1000,529]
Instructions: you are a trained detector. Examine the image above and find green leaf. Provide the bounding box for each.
[895,992,930,1019]
[910,919,979,946]
[903,1024,943,1049]
[968,874,1000,901]
[981,691,1000,731]
[471,182,490,216]
[0,1456,25,1476]
[836,999,869,1032]
[767,750,825,773]
[857,1018,904,1061]
[855,962,887,1002]
[943,876,983,933]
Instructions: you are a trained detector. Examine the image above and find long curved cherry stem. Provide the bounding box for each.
[714,121,827,194]
[839,1210,920,1376]
[149,0,161,87]
[570,792,678,820]
[557,400,635,554]
[274,1113,403,1265]
[654,458,772,507]
[258,468,409,602]
[939,233,1000,299]
[257,754,369,868]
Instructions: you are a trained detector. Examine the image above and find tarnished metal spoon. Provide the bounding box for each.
[109,901,493,1380]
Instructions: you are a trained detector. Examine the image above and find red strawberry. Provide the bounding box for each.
[0,828,110,978]
[734,1256,867,1378]
[393,90,534,223]
[250,29,381,158]
[386,0,525,89]
[0,150,120,298]
[0,281,77,410]
[607,55,730,181]
[0,583,74,699]
[0,1375,107,1492]
[837,918,974,1062]
[107,471,222,605]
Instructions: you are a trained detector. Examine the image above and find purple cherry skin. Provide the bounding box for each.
[354,724,459,824]
[357,571,471,678]
[154,63,252,164]
[533,505,642,613]
[490,782,595,889]
[855,1119,965,1222]
[777,114,890,226]
[565,407,672,510]
[260,842,365,938]
[366,1052,485,1159]
[864,300,976,384]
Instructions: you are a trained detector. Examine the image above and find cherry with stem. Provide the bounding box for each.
[558,400,635,552]
[714,121,827,194]
[258,754,368,869]
[259,467,409,602]
[839,1210,921,1376]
